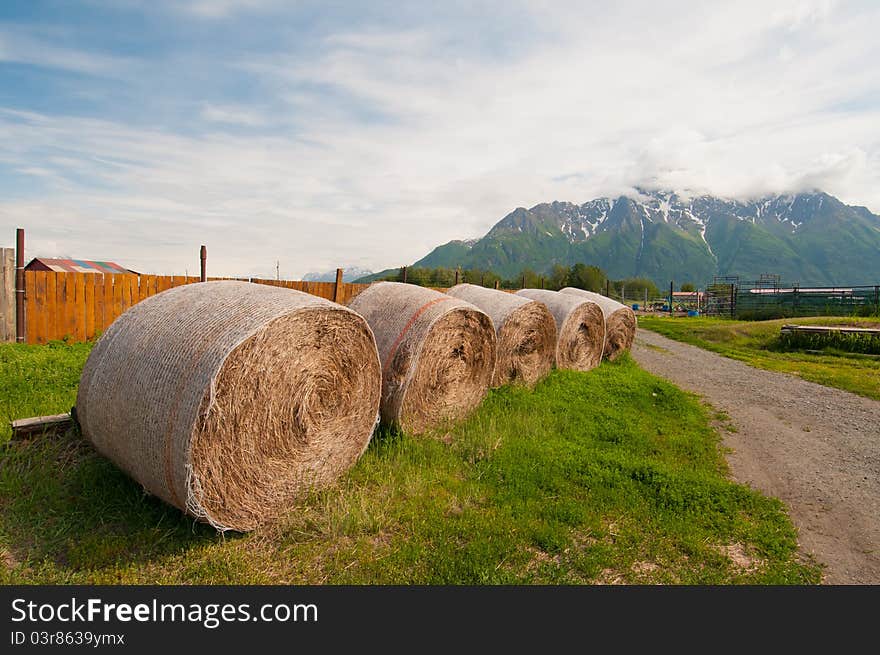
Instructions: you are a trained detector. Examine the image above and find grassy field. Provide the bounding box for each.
[638,316,880,401]
[0,340,91,441]
[0,340,819,584]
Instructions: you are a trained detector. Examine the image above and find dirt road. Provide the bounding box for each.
[632,329,880,584]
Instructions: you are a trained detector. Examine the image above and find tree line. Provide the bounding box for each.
[377,263,664,301]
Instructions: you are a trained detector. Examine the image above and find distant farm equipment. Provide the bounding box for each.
[779,323,880,355]
[702,274,880,320]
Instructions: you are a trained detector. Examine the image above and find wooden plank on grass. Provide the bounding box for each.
[781,324,880,336]
[11,413,72,439]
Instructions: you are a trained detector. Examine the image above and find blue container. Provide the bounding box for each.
[661,304,669,311]
[687,310,699,317]
[631,303,640,311]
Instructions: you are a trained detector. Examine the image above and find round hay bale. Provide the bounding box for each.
[76,281,381,532]
[446,283,556,388]
[559,287,636,360]
[347,282,496,434]
[515,288,605,371]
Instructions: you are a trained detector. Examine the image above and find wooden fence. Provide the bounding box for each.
[19,271,375,344]
[250,278,368,306]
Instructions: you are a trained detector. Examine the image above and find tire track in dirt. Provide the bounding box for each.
[632,328,880,584]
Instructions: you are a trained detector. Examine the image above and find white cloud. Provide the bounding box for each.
[0,27,133,76]
[201,104,270,127]
[169,0,283,19]
[1,1,879,276]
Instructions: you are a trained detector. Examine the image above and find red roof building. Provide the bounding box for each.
[26,258,134,274]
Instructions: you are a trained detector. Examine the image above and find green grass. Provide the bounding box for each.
[0,341,819,584]
[779,328,880,355]
[0,340,92,441]
[637,315,880,401]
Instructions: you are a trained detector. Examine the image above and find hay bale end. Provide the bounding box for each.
[347,282,496,434]
[77,281,381,532]
[446,283,556,387]
[515,288,605,371]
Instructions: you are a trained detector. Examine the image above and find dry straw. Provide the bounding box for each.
[446,283,556,387]
[515,288,605,371]
[347,282,496,434]
[76,281,381,532]
[559,287,636,360]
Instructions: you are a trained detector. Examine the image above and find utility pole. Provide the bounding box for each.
[669,280,674,315]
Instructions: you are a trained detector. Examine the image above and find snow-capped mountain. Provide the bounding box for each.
[303,266,374,282]
[411,190,880,286]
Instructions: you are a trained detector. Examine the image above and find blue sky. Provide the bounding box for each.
[0,0,878,276]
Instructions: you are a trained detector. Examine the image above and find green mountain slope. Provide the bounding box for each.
[404,191,880,286]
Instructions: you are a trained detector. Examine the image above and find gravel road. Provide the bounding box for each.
[632,328,880,584]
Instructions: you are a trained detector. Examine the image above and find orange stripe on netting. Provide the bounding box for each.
[382,296,452,374]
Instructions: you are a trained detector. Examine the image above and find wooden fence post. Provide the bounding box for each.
[1,248,14,342]
[494,280,499,290]
[200,245,207,282]
[454,269,460,286]
[16,228,25,342]
[334,268,343,303]
[402,266,408,283]
[605,279,610,297]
